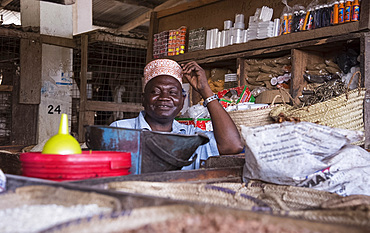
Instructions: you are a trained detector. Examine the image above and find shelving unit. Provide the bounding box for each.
[147,0,370,148]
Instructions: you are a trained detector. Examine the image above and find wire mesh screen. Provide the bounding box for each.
[72,34,146,134]
[0,36,19,145]
[0,92,12,145]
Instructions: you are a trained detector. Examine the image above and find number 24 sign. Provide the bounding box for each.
[48,105,61,114]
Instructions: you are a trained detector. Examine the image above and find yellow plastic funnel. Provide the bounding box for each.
[42,113,82,155]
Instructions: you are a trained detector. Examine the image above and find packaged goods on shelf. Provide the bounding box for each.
[205,28,219,49]
[285,0,361,35]
[175,118,212,131]
[168,26,187,56]
[152,0,362,58]
[153,31,169,59]
[188,27,206,52]
[207,68,232,93]
[217,85,254,109]
[243,56,292,91]
[152,26,186,57]
[224,73,238,89]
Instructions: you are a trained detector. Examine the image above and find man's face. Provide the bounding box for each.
[143,75,184,122]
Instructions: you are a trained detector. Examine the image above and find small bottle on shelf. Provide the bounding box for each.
[333,1,339,24]
[344,0,353,23]
[351,0,360,21]
[338,0,345,24]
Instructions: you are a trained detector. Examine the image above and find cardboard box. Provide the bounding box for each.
[254,89,290,104]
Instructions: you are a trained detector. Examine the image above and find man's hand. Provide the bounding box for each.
[182,61,244,155]
[182,61,212,98]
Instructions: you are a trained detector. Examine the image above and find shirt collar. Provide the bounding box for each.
[137,111,186,133]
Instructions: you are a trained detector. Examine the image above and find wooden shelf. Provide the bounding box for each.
[0,85,13,92]
[157,22,362,65]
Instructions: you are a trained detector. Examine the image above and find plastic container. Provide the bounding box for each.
[281,13,288,35]
[333,1,339,24]
[338,0,345,23]
[224,20,233,30]
[345,0,353,22]
[351,0,360,21]
[42,113,82,155]
[298,10,307,31]
[234,22,245,29]
[235,14,244,23]
[20,151,131,181]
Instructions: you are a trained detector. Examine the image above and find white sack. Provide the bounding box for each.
[241,122,370,196]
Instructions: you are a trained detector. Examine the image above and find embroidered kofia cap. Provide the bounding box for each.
[143,59,183,87]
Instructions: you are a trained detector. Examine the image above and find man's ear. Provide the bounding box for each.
[180,94,185,107]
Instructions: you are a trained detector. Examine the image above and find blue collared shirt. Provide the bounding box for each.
[109,111,219,170]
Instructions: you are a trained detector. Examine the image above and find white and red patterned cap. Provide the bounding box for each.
[143,59,183,87]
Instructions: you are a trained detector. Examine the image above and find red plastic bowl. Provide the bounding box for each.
[20,151,131,181]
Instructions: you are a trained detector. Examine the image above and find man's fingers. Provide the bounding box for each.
[182,61,198,73]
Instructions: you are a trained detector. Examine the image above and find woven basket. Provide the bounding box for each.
[39,181,370,232]
[270,71,366,145]
[42,203,368,233]
[228,95,283,132]
[0,185,122,211]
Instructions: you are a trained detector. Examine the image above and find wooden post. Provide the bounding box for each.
[146,11,158,63]
[237,58,245,87]
[291,49,308,104]
[19,39,42,104]
[359,0,370,31]
[10,38,42,145]
[361,32,370,149]
[78,34,88,142]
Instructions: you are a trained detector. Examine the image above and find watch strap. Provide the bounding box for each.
[203,94,219,107]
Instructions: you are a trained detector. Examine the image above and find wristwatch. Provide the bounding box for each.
[203,94,220,107]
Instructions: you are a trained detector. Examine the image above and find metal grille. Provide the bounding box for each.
[0,36,19,145]
[0,92,12,145]
[72,34,146,133]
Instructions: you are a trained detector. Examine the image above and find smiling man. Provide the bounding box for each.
[110,59,244,169]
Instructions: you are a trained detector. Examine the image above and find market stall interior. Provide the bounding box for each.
[0,0,370,232]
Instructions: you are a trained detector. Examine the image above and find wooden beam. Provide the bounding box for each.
[117,0,188,32]
[40,0,75,5]
[89,31,147,48]
[0,0,13,8]
[115,0,156,9]
[0,85,12,92]
[118,11,152,33]
[85,101,143,112]
[0,27,76,48]
[157,0,222,19]
[40,34,77,48]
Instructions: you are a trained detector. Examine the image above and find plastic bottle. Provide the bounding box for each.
[298,10,307,31]
[314,5,321,29]
[292,10,300,32]
[322,4,331,27]
[281,13,288,35]
[351,0,360,21]
[333,1,339,24]
[330,3,334,25]
[345,0,353,22]
[338,0,345,23]
[287,13,293,33]
[304,8,314,30]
